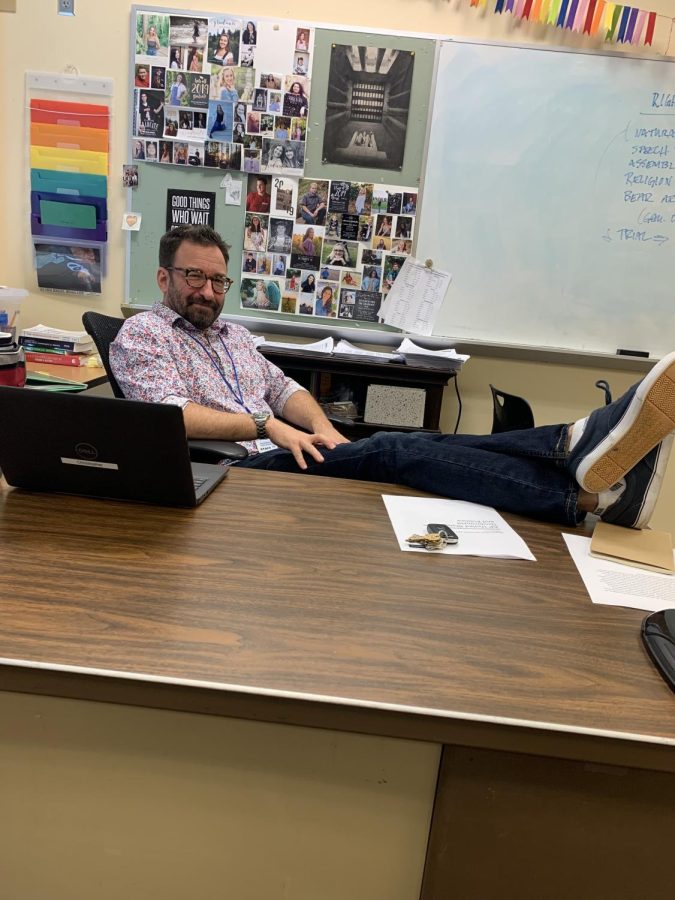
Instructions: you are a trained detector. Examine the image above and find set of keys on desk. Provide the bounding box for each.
[406,523,459,551]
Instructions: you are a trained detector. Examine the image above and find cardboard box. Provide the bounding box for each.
[364,384,426,428]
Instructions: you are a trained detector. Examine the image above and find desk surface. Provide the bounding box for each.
[1,469,674,769]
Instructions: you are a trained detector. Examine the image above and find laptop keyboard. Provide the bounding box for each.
[193,476,207,489]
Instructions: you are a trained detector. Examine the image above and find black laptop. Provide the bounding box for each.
[0,387,228,507]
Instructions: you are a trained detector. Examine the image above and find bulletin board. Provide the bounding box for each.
[126,5,436,334]
[127,9,675,358]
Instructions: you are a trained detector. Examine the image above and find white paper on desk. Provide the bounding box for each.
[379,257,452,336]
[563,534,675,612]
[382,495,535,560]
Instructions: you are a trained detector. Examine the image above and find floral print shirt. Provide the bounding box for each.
[110,302,305,453]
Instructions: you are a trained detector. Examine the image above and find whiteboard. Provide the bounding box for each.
[418,41,675,357]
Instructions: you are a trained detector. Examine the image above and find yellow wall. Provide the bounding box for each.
[2,0,675,529]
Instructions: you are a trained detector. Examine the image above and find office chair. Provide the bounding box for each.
[489,378,613,436]
[595,379,613,406]
[489,384,535,434]
[82,311,248,463]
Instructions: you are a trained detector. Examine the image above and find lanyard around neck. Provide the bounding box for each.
[183,328,251,414]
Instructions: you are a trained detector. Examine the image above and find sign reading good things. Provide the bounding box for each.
[166,188,216,230]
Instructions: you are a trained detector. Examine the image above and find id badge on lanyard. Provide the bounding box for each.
[255,438,277,454]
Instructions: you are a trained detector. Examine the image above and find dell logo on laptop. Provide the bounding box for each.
[75,442,98,460]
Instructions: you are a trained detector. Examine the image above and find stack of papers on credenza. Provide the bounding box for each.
[252,335,469,370]
[333,339,403,363]
[254,336,334,354]
[396,338,470,371]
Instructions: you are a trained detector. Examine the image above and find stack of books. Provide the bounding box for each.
[19,324,96,367]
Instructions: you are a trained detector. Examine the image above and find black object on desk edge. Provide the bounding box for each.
[641,609,675,694]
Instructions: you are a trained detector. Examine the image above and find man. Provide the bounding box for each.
[135,66,150,88]
[111,225,675,530]
[384,261,400,290]
[299,182,326,226]
[267,220,291,253]
[243,251,257,272]
[294,56,307,75]
[152,68,165,90]
[246,177,271,213]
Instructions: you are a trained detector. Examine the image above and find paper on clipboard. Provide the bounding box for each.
[379,257,452,335]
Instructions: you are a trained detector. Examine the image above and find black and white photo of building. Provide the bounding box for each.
[322,45,414,171]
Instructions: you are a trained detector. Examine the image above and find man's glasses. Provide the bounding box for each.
[166,266,233,295]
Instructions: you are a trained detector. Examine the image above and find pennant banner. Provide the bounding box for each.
[488,0,665,50]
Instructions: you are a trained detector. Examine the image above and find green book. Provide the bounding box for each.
[26,372,87,392]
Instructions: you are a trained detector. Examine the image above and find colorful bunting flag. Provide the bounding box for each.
[573,0,590,30]
[633,9,648,42]
[583,0,597,33]
[486,0,665,50]
[590,0,605,35]
[617,5,631,40]
[607,4,623,39]
[626,7,639,40]
[548,0,562,24]
[645,9,656,43]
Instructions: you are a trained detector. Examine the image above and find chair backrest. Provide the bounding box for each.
[490,384,535,434]
[82,311,126,398]
[595,379,613,406]
[81,310,248,463]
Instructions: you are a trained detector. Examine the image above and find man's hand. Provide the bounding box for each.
[316,422,350,446]
[265,417,346,470]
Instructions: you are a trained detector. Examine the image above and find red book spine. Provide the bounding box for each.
[24,351,85,367]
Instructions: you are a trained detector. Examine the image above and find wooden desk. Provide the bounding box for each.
[1,469,674,899]
[26,360,108,387]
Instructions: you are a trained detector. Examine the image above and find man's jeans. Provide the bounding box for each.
[300,207,326,225]
[236,426,581,525]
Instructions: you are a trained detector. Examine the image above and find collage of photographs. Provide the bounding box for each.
[239,176,418,321]
[130,11,419,324]
[133,12,313,174]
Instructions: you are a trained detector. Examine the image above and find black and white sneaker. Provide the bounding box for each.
[597,436,673,529]
[568,351,675,494]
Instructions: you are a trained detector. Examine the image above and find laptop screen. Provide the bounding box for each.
[0,386,227,506]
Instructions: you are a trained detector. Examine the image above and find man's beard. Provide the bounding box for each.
[166,281,221,329]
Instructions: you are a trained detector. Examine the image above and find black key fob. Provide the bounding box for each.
[427,523,459,544]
